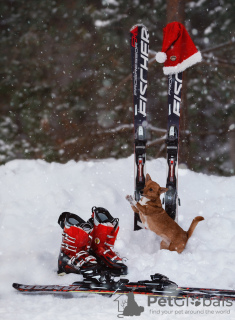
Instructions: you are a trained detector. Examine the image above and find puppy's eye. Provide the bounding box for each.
[149,188,153,192]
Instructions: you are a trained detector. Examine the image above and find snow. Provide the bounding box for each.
[0,156,235,319]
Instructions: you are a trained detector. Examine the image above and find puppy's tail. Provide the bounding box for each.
[187,216,204,239]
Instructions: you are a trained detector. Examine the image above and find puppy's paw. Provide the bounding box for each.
[126,194,133,203]
[126,195,137,206]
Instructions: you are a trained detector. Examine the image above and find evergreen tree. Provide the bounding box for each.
[0,0,234,175]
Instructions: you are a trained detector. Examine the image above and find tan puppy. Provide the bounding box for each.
[126,174,204,253]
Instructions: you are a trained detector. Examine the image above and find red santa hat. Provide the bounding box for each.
[156,22,202,75]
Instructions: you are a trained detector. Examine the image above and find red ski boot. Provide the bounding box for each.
[57,212,99,277]
[90,207,128,276]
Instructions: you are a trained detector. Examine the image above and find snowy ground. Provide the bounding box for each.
[0,156,235,319]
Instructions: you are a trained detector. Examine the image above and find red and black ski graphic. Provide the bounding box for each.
[130,24,149,231]
[13,272,235,301]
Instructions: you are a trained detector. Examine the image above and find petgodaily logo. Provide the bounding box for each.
[148,296,233,308]
[114,295,233,318]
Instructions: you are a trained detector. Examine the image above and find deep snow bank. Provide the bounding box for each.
[0,157,235,319]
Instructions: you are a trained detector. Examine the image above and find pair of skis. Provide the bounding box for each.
[13,272,235,302]
[130,24,181,230]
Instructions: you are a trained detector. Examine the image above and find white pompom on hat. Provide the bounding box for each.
[156,22,202,75]
[155,52,167,63]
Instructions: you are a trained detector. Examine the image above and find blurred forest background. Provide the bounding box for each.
[0,0,235,175]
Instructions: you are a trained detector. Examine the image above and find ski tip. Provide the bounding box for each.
[130,24,148,32]
[12,283,20,289]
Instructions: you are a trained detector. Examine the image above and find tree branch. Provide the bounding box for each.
[147,135,166,147]
[201,39,235,54]
[201,57,235,68]
[103,123,167,134]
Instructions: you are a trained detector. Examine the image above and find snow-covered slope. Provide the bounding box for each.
[0,157,234,319]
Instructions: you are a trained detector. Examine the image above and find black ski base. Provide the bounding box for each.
[164,72,183,221]
[130,24,149,231]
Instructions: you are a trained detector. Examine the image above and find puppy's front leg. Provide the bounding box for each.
[135,202,149,215]
[126,195,139,213]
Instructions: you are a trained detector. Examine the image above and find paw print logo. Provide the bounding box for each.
[191,298,201,307]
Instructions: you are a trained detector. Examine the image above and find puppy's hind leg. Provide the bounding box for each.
[168,241,186,253]
[160,240,170,250]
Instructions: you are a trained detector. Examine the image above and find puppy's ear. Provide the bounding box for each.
[160,187,168,194]
[145,174,152,182]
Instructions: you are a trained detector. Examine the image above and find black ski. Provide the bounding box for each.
[12,273,235,301]
[164,73,182,221]
[130,24,149,230]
